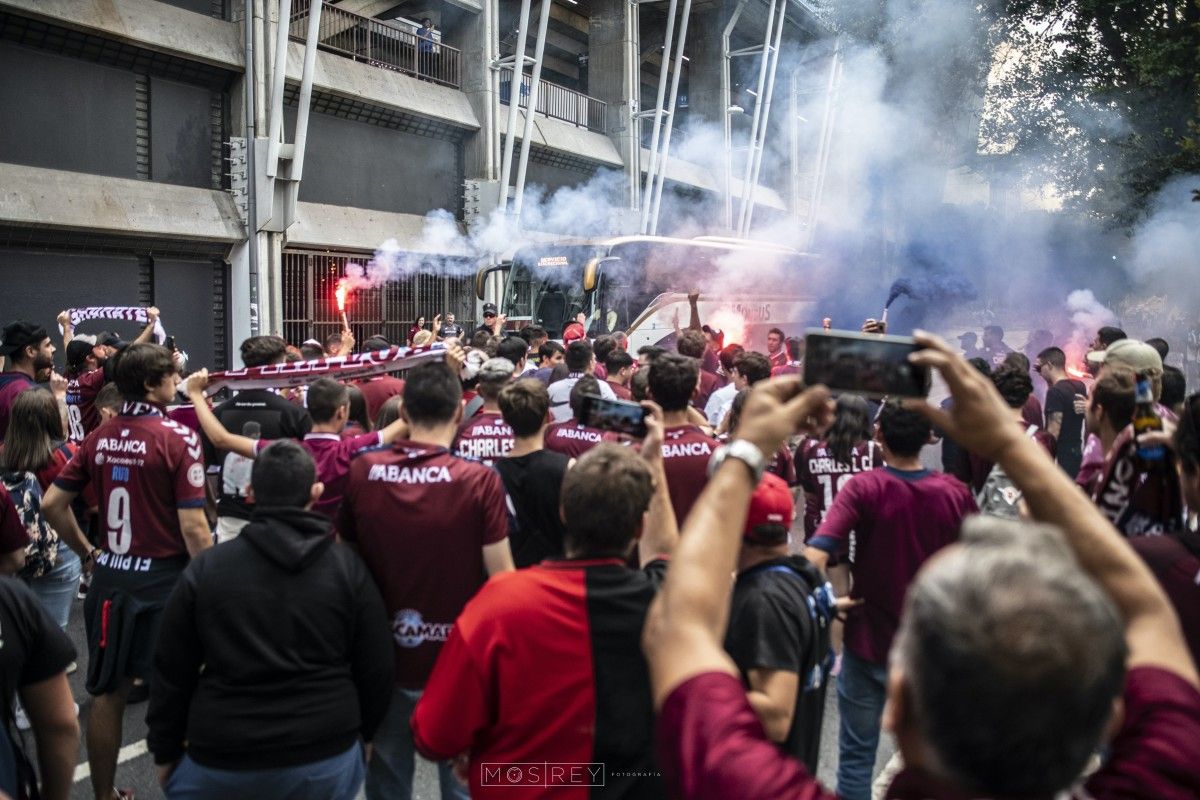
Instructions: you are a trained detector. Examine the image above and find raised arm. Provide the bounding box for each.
[185,370,258,459]
[643,378,833,707]
[909,331,1199,688]
[687,289,703,332]
[336,327,356,357]
[57,310,73,350]
[636,401,679,566]
[132,307,161,345]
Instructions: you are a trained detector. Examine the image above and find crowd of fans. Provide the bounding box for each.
[0,301,1196,800]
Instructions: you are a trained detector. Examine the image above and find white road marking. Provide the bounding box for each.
[73,739,149,783]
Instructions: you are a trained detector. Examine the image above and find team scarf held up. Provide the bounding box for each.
[1092,426,1185,537]
[203,344,446,395]
[60,307,167,345]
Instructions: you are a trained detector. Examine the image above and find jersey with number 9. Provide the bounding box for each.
[52,406,207,558]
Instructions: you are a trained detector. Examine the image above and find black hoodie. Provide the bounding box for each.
[147,507,394,770]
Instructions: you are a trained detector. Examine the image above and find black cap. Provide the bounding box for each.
[363,335,391,352]
[482,302,498,317]
[99,332,130,350]
[0,321,48,356]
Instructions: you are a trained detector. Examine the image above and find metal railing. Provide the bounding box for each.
[282,250,475,347]
[500,75,607,133]
[289,1,462,89]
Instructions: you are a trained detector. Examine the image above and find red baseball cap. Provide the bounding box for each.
[563,321,586,344]
[743,472,794,544]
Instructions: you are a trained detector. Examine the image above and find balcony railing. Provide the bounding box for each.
[500,75,607,133]
[290,1,461,89]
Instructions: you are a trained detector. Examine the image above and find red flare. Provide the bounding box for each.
[335,281,349,313]
[707,309,748,346]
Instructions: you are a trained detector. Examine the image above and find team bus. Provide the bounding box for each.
[475,236,821,352]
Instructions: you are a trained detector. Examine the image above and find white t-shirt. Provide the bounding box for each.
[705,382,738,427]
[547,373,616,423]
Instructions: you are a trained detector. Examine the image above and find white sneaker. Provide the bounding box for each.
[66,660,77,675]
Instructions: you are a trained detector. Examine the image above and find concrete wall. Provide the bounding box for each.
[524,160,599,195]
[0,42,138,179]
[0,251,144,367]
[285,107,463,216]
[150,76,216,188]
[155,0,219,16]
[152,258,223,366]
[0,251,225,370]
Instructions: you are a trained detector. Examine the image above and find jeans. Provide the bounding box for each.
[836,648,889,800]
[164,741,364,800]
[27,543,82,631]
[367,686,468,800]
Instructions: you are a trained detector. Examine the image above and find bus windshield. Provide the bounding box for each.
[500,244,611,338]
[499,237,818,346]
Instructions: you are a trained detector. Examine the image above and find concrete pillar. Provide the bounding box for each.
[588,0,640,209]
[456,1,498,181]
[687,5,724,130]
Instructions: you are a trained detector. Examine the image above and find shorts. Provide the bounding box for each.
[84,554,187,696]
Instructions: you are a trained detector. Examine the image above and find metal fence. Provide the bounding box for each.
[500,75,607,133]
[289,1,462,89]
[282,250,476,347]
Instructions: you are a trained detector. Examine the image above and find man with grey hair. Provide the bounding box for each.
[642,332,1200,800]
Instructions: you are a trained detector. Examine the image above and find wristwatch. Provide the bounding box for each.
[707,439,766,484]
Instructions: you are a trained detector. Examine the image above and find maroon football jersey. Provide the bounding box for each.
[453,412,515,466]
[55,403,207,559]
[64,369,105,443]
[813,467,975,664]
[257,431,383,521]
[65,368,107,444]
[797,439,880,537]
[661,425,719,525]
[338,441,510,688]
[544,421,616,458]
[606,380,633,400]
[354,375,406,421]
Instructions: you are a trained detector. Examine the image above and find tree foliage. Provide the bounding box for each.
[982,0,1200,225]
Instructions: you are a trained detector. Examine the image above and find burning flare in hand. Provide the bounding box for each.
[335,279,351,330]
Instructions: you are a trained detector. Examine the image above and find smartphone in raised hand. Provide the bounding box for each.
[803,329,930,399]
[579,393,650,438]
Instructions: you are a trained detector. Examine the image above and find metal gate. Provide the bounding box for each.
[282,249,477,347]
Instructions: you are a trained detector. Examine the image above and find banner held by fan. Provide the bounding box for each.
[60,307,166,345]
[204,344,445,396]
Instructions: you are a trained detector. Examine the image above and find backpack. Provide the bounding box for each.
[1,470,59,579]
[753,558,836,692]
[976,425,1038,519]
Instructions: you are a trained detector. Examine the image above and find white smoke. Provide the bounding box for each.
[335,0,1192,359]
[1063,288,1117,364]
[1127,177,1200,286]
